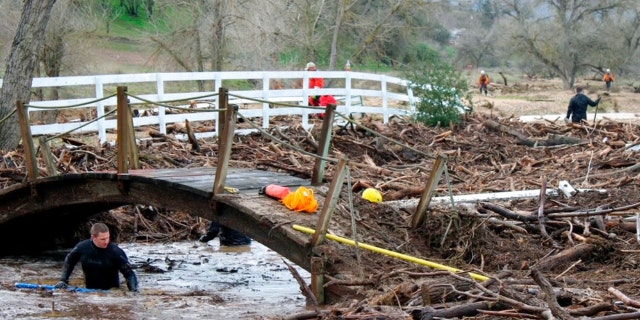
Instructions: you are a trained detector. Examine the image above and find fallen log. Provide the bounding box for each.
[530,268,575,320]
[409,301,501,319]
[608,287,640,308]
[368,282,417,306]
[478,202,537,223]
[572,162,640,183]
[483,119,587,146]
[534,243,595,272]
[420,279,473,304]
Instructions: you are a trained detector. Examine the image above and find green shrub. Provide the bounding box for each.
[405,62,472,127]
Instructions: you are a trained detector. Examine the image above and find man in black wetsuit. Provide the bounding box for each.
[55,223,138,292]
[199,222,251,246]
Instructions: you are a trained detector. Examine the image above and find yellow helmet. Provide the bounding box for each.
[362,188,383,203]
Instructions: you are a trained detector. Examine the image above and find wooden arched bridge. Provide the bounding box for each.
[0,86,446,303]
[0,167,318,269]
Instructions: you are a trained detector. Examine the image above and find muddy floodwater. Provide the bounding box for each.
[0,240,311,319]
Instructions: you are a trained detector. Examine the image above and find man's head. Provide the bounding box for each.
[90,223,110,249]
[305,62,316,71]
[606,68,611,73]
[575,86,584,93]
[480,70,485,75]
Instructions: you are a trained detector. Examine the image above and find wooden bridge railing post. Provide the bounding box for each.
[312,157,348,246]
[213,87,235,195]
[39,136,58,176]
[309,157,348,305]
[116,86,139,173]
[117,86,130,173]
[410,154,448,228]
[126,96,140,170]
[16,100,38,180]
[310,257,325,305]
[311,103,337,185]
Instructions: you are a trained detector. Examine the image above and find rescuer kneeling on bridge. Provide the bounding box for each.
[55,223,139,292]
[199,222,251,246]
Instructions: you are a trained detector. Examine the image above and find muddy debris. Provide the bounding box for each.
[2,112,640,319]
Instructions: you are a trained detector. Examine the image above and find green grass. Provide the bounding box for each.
[108,15,152,39]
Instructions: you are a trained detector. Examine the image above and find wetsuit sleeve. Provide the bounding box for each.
[115,247,138,292]
[60,244,82,283]
[207,222,222,236]
[124,270,138,292]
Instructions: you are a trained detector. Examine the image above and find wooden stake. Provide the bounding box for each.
[16,100,38,180]
[312,157,348,247]
[117,86,129,174]
[213,88,235,195]
[310,257,325,305]
[39,136,58,176]
[411,154,447,228]
[311,103,336,185]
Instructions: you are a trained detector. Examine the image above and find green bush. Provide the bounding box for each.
[405,62,472,127]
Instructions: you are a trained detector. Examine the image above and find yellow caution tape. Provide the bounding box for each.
[292,224,489,282]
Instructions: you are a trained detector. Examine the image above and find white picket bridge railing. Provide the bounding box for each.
[3,71,418,143]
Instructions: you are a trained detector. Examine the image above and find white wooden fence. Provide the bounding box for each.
[1,71,418,143]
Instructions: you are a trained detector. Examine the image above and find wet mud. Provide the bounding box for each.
[1,241,310,319]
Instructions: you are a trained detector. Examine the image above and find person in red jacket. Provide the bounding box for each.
[306,62,324,106]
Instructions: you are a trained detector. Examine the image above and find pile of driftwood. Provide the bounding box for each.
[2,112,640,319]
[268,114,640,319]
[287,189,640,320]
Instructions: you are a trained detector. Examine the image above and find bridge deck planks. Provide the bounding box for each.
[127,168,310,195]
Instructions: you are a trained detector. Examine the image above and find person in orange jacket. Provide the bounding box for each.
[305,62,324,106]
[478,70,490,96]
[603,68,615,92]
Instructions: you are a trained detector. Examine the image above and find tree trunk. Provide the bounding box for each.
[0,0,57,151]
[210,0,226,71]
[328,1,346,71]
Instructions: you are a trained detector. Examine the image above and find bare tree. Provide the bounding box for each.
[589,1,640,77]
[453,0,501,69]
[500,0,620,88]
[349,0,410,65]
[207,0,227,71]
[146,0,230,75]
[328,0,359,70]
[0,0,57,151]
[0,1,23,70]
[144,0,454,74]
